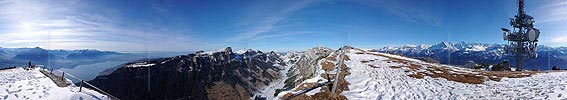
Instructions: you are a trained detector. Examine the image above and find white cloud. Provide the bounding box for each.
[551,36,567,43]
[533,0,567,23]
[0,0,199,51]
[351,0,441,27]
[227,0,315,42]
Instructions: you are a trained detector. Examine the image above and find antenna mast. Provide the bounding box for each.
[501,0,540,71]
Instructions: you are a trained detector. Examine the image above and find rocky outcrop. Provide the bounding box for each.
[281,46,333,91]
[88,47,286,100]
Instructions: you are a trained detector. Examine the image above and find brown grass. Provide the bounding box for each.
[285,92,348,100]
[321,61,335,71]
[389,66,402,68]
[404,63,540,84]
[360,59,376,63]
[327,54,337,61]
[408,73,424,79]
[423,69,486,84]
[296,82,318,90]
[341,55,350,61]
[336,57,351,93]
[408,64,420,70]
[281,93,293,99]
[481,71,539,81]
[369,64,379,68]
[207,82,250,100]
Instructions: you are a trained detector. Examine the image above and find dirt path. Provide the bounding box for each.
[39,70,69,87]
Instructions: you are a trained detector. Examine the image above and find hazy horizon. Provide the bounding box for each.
[3,40,567,52]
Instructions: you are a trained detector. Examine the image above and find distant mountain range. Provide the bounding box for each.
[374,42,567,70]
[0,47,143,68]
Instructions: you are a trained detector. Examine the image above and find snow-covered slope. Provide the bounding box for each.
[344,48,567,99]
[277,46,567,100]
[253,51,304,99]
[0,67,109,100]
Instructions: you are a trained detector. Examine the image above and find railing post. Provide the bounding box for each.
[79,80,83,92]
[61,72,65,80]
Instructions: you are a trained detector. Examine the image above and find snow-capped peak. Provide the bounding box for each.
[235,50,247,54]
[466,45,488,51]
[418,44,430,50]
[197,47,234,55]
[429,41,457,51]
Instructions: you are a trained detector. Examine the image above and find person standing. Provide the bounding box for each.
[28,61,32,68]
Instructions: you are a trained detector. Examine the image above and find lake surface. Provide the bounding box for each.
[58,61,127,81]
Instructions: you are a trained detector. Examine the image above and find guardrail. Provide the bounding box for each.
[282,80,333,100]
[40,66,121,100]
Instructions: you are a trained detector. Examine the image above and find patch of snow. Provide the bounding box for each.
[0,67,110,100]
[161,58,173,64]
[126,62,155,68]
[235,50,247,54]
[254,58,292,99]
[466,45,487,51]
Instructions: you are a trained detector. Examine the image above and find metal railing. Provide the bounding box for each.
[282,80,333,100]
[40,66,121,100]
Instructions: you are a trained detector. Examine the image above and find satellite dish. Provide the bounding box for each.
[528,29,539,41]
[503,31,509,40]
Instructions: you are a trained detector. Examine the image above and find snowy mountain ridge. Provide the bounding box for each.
[376,42,567,70]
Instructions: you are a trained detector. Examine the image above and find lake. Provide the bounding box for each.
[58,61,127,81]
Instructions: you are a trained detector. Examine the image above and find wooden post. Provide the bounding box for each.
[79,80,83,92]
[62,72,65,80]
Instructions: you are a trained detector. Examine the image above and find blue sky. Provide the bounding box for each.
[0,0,566,52]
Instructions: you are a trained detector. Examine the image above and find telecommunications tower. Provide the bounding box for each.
[501,0,540,71]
